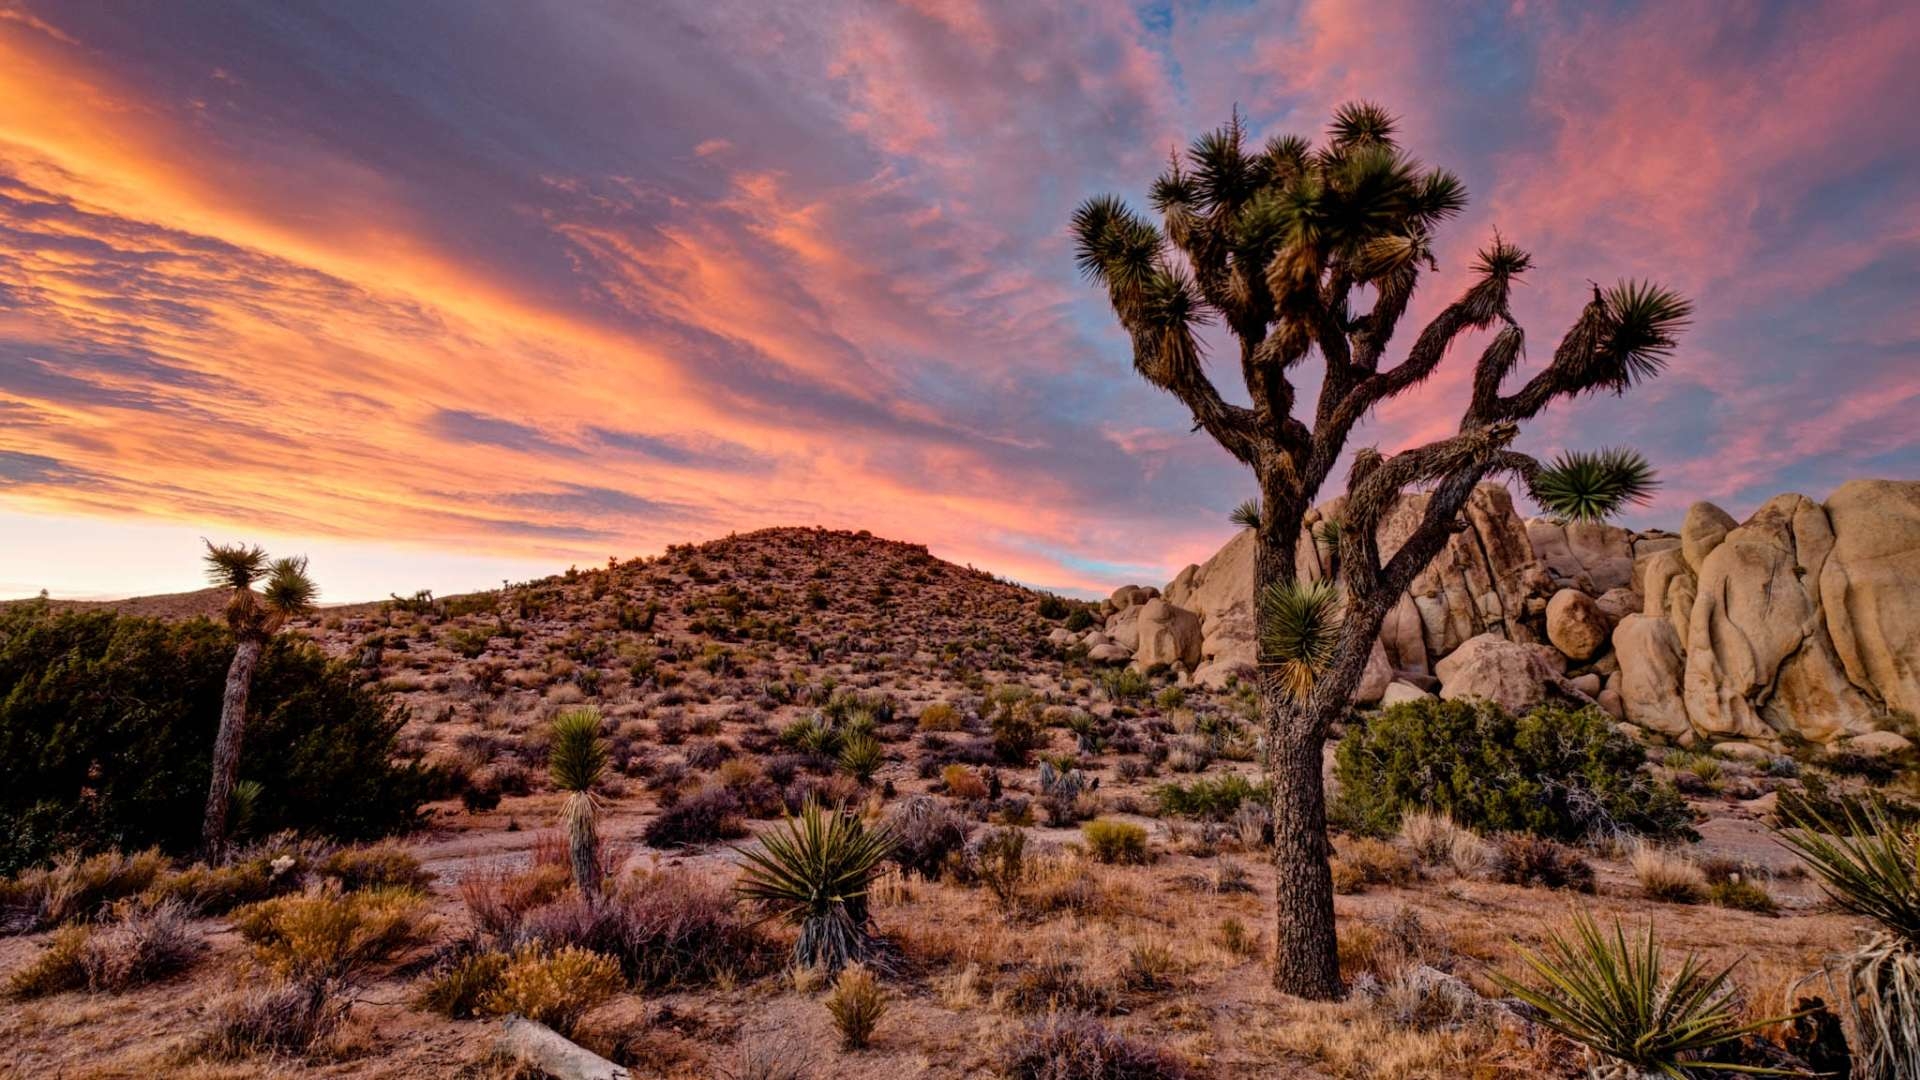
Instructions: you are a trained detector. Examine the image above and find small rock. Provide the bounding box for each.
[1840,730,1914,758]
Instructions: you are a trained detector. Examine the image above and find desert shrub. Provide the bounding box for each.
[941,764,990,801]
[883,796,973,881]
[1097,668,1151,705]
[1494,911,1789,1077]
[417,948,510,1018]
[1154,774,1268,820]
[444,626,492,659]
[9,901,203,998]
[0,605,438,873]
[972,827,1027,909]
[1082,820,1151,865]
[234,888,436,984]
[1333,698,1695,843]
[481,945,622,1037]
[736,803,893,972]
[147,856,305,915]
[917,703,964,732]
[825,964,886,1050]
[644,785,747,848]
[15,847,169,928]
[990,701,1047,764]
[1773,773,1920,835]
[319,845,433,894]
[203,980,346,1057]
[1628,843,1705,904]
[1005,958,1117,1014]
[506,867,762,989]
[1397,809,1468,866]
[998,1011,1187,1079]
[1707,877,1776,914]
[460,862,573,942]
[1329,838,1416,894]
[1488,835,1595,892]
[1038,762,1099,825]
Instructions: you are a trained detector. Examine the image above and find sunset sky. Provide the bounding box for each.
[2,1,1916,601]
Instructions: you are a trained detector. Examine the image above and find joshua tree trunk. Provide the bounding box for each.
[203,635,263,860]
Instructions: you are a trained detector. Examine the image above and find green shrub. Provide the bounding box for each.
[736,803,894,972]
[1082,820,1150,865]
[1333,699,1695,843]
[1154,774,1269,820]
[990,701,1047,764]
[0,605,438,874]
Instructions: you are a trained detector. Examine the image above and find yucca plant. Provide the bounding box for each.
[1229,497,1263,530]
[548,708,609,897]
[201,542,317,860]
[1493,910,1798,1078]
[736,802,894,972]
[1531,447,1659,524]
[1257,580,1343,701]
[838,731,884,785]
[1777,800,1920,1077]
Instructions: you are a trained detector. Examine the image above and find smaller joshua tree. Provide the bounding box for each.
[548,708,610,897]
[202,542,316,860]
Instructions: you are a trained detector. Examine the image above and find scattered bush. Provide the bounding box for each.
[417,948,510,1018]
[972,827,1027,909]
[990,702,1047,764]
[4,905,198,1000]
[481,945,622,1037]
[1707,877,1776,914]
[203,980,346,1058]
[1329,838,1416,894]
[1082,820,1151,865]
[998,1011,1187,1079]
[883,796,973,881]
[319,845,433,894]
[1488,835,1595,892]
[1333,699,1696,843]
[11,848,169,928]
[147,855,304,915]
[824,964,886,1050]
[1154,774,1268,820]
[0,605,438,873]
[1629,843,1705,904]
[941,764,990,801]
[644,785,747,848]
[460,862,573,942]
[234,887,436,985]
[917,704,964,732]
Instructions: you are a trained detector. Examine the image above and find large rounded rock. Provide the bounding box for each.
[1680,501,1738,572]
[1087,642,1132,665]
[1819,479,1920,719]
[1163,528,1257,678]
[1529,518,1635,591]
[1131,598,1203,672]
[1106,604,1143,651]
[1611,613,1690,740]
[1356,639,1393,705]
[1683,494,1874,743]
[1110,584,1158,612]
[1435,633,1556,713]
[1546,589,1610,662]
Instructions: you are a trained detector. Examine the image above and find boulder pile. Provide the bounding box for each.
[1065,478,1920,752]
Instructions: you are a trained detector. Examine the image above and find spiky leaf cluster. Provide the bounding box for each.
[736,802,895,972]
[548,708,608,794]
[1257,580,1343,701]
[1531,448,1658,524]
[1493,911,1798,1078]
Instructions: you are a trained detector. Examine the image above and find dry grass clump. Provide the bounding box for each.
[202,980,348,1059]
[883,795,973,881]
[416,949,511,1018]
[942,764,990,800]
[318,845,434,893]
[145,856,304,915]
[1330,837,1417,894]
[233,888,437,984]
[1004,958,1116,1015]
[1397,810,1490,876]
[459,862,574,940]
[1487,835,1595,892]
[998,1011,1187,1079]
[6,848,170,928]
[823,964,886,1049]
[7,901,202,998]
[917,703,964,732]
[480,945,622,1037]
[1248,995,1503,1079]
[1082,820,1151,865]
[1697,858,1777,914]
[1628,842,1706,904]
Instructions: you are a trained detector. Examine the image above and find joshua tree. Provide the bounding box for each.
[201,542,317,859]
[1072,103,1684,998]
[548,707,610,897]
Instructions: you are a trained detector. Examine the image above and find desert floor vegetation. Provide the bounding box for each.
[0,527,1906,1077]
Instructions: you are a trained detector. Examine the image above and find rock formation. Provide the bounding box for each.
[1072,476,1920,750]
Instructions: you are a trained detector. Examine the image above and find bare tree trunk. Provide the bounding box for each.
[203,635,263,861]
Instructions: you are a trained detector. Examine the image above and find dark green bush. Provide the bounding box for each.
[1332,698,1695,843]
[0,604,437,874]
[1154,774,1269,820]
